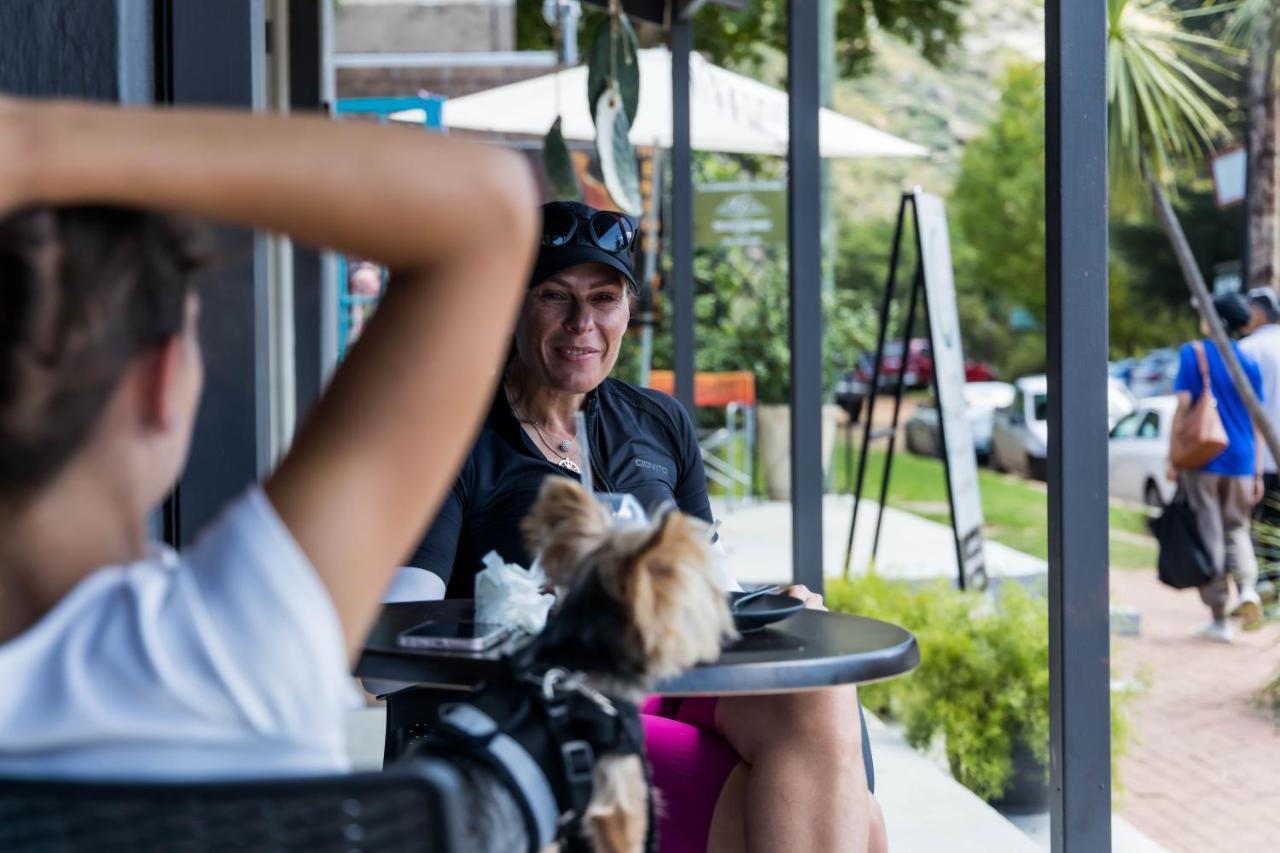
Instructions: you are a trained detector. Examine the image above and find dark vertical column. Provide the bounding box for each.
[289,0,326,415]
[787,0,823,591]
[162,0,270,545]
[1045,1,1111,850]
[670,17,695,415]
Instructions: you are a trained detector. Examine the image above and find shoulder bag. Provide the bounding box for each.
[1169,341,1228,470]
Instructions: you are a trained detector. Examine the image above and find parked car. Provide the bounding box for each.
[991,375,1137,480]
[851,338,998,390]
[853,339,933,389]
[1108,395,1178,507]
[904,381,1016,463]
[1109,357,1137,386]
[1128,348,1179,399]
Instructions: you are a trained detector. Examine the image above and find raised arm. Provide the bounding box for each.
[5,97,538,660]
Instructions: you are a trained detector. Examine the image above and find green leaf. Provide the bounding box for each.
[1106,0,1235,183]
[595,85,642,215]
[543,117,581,202]
[587,13,640,127]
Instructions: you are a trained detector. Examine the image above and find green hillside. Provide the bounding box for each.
[827,0,1044,222]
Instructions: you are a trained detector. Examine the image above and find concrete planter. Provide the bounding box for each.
[756,403,842,500]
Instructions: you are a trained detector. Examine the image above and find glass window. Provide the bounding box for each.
[1032,393,1048,422]
[1111,412,1140,438]
[1138,411,1160,439]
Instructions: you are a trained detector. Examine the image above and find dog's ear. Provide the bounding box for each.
[618,511,737,681]
[521,476,612,586]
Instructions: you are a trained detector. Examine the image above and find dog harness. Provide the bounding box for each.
[420,665,656,853]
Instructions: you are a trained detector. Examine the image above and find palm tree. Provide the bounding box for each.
[1223,0,1278,293]
[1108,0,1280,461]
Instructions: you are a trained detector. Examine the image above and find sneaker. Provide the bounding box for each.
[1238,591,1264,632]
[1198,621,1234,643]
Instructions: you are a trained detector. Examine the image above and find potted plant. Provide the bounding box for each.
[827,577,1067,807]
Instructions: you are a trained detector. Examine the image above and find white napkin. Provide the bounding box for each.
[474,550,555,635]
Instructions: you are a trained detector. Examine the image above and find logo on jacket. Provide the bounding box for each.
[633,458,671,478]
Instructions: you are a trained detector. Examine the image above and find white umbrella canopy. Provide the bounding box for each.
[393,48,928,159]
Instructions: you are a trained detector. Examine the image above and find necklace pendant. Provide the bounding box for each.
[558,439,573,452]
[558,458,582,475]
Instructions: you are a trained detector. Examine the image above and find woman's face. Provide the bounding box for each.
[514,262,631,395]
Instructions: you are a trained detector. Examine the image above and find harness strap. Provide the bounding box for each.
[429,702,560,853]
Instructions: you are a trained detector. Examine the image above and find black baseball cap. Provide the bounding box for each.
[1212,291,1252,334]
[530,201,638,293]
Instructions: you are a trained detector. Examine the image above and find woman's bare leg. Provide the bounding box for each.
[706,687,871,853]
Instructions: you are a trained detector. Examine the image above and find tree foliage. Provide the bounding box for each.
[1107,0,1234,183]
[947,59,1210,371]
[516,0,968,78]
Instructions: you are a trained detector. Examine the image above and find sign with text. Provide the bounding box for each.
[913,190,988,589]
[694,181,787,250]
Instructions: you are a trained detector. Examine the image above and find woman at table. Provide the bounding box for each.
[0,97,537,778]
[404,201,887,853]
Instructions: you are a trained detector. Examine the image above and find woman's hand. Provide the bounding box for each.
[782,584,826,611]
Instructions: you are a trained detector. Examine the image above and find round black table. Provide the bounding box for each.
[357,600,919,696]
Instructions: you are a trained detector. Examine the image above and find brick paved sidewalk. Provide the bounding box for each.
[1111,569,1280,853]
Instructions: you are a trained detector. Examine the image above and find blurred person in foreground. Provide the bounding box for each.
[1172,292,1266,640]
[400,200,886,853]
[1242,287,1280,599]
[0,96,537,777]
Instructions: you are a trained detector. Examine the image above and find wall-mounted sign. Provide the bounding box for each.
[694,180,787,249]
[1211,147,1246,209]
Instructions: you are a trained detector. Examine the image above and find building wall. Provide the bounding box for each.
[0,0,120,99]
[334,0,514,54]
[336,63,554,100]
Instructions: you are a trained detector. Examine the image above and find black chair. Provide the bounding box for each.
[0,759,464,853]
[379,684,473,765]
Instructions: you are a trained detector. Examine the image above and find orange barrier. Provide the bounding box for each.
[648,371,756,407]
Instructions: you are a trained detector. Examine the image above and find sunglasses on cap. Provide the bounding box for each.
[541,206,638,254]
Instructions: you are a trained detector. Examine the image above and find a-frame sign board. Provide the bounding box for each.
[842,189,988,590]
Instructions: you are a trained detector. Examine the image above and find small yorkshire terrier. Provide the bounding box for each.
[429,477,736,853]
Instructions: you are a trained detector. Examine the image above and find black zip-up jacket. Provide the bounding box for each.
[405,377,877,791]
[406,378,713,598]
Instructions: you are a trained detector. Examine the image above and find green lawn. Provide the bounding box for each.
[825,443,1156,569]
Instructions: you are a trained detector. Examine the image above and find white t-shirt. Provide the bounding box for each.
[0,487,360,780]
[1241,324,1280,474]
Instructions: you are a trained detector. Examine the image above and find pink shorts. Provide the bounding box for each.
[641,697,741,853]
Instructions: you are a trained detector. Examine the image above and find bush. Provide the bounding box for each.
[829,576,1130,802]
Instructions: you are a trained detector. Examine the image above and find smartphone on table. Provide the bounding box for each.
[397,619,513,652]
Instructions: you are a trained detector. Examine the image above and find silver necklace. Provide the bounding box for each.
[505,379,582,474]
[528,420,581,474]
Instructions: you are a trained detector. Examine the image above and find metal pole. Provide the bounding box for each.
[787,0,823,591]
[1046,0,1111,849]
[638,147,665,389]
[871,262,921,564]
[843,195,909,576]
[670,19,695,415]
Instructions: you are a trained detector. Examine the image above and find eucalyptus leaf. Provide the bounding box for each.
[595,85,642,216]
[543,117,581,201]
[587,13,640,128]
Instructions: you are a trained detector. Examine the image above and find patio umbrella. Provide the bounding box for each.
[391,48,928,159]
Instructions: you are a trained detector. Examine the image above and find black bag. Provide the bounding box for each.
[1148,489,1216,589]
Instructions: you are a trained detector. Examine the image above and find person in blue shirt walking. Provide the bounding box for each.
[1172,292,1266,641]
